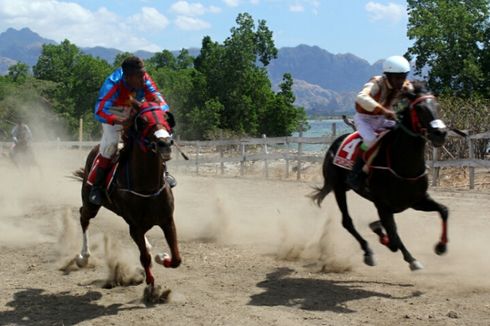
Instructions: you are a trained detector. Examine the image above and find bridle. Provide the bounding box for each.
[408,94,436,135]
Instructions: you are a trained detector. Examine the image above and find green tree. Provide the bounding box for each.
[8,62,29,83]
[33,39,80,82]
[146,50,177,70]
[406,0,490,97]
[112,52,135,68]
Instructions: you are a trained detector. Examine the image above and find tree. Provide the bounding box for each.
[112,52,135,68]
[8,62,29,83]
[406,0,490,97]
[33,39,81,82]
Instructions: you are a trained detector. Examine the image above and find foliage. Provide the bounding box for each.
[406,0,490,98]
[439,96,490,159]
[7,62,29,83]
[2,13,306,140]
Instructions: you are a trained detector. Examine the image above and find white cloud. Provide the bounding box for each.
[129,7,169,31]
[170,1,221,16]
[289,4,304,12]
[0,0,168,52]
[174,16,211,31]
[222,0,240,7]
[365,2,405,23]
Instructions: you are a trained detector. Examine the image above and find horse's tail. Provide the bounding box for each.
[308,134,347,207]
[309,179,333,207]
[71,168,85,182]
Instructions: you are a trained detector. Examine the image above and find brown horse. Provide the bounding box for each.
[310,82,449,271]
[73,102,181,289]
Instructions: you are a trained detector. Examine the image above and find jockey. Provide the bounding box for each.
[347,55,413,191]
[11,121,32,146]
[88,56,175,206]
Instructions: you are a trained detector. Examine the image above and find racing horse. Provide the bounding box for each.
[310,81,449,271]
[73,101,181,289]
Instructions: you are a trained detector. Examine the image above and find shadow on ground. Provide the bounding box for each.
[0,288,142,325]
[249,267,421,313]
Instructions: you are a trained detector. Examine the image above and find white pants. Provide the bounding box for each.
[99,123,122,158]
[353,113,396,147]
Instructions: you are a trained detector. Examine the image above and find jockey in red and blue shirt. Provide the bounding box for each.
[88,56,173,205]
[94,67,169,125]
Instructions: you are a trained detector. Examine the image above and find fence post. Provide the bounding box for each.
[468,136,475,189]
[296,131,303,180]
[196,142,200,176]
[219,131,224,175]
[431,147,440,187]
[331,122,336,138]
[263,134,269,178]
[285,137,290,179]
[240,143,245,176]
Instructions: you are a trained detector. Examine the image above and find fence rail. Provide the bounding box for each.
[1,128,488,189]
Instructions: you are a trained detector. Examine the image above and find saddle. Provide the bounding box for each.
[333,131,389,170]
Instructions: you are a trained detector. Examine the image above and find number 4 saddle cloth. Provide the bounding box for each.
[333,131,389,170]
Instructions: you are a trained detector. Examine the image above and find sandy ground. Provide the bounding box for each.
[0,148,489,326]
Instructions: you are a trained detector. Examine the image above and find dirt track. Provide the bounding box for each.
[0,150,489,326]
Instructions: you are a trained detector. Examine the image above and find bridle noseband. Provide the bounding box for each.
[408,94,435,135]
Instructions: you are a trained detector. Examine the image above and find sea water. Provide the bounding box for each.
[292,119,353,152]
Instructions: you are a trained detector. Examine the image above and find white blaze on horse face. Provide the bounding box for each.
[154,129,171,139]
[430,119,446,129]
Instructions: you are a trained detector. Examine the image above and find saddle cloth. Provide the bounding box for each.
[333,131,388,170]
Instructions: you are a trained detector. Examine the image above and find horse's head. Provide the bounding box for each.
[399,81,447,147]
[131,101,173,161]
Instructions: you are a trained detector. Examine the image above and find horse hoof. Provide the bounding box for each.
[434,242,447,255]
[155,253,171,267]
[363,254,376,266]
[409,260,424,271]
[75,254,89,268]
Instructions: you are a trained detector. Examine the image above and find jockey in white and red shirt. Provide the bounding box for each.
[88,56,172,205]
[347,55,413,191]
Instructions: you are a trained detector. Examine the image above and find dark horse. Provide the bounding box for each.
[73,102,181,288]
[310,82,449,271]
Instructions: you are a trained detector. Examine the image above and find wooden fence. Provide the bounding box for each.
[1,127,488,189]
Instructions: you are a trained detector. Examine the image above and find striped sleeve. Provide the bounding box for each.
[143,72,169,112]
[94,78,120,124]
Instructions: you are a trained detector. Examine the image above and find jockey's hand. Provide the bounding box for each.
[382,108,397,120]
[113,116,130,125]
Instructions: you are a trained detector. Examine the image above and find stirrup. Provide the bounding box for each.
[165,172,177,188]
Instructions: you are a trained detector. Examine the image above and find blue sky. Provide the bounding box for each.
[0,0,411,64]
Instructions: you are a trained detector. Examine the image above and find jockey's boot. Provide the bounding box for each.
[88,156,112,205]
[165,171,177,188]
[346,157,366,192]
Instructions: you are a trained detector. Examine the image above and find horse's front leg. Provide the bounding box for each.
[129,226,154,286]
[158,216,182,269]
[377,207,423,271]
[411,193,449,255]
[76,205,99,267]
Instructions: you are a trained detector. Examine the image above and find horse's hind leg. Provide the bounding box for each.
[334,188,375,266]
[76,205,99,267]
[411,193,449,255]
[129,226,154,286]
[377,208,423,271]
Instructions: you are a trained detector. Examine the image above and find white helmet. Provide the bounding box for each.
[383,55,410,73]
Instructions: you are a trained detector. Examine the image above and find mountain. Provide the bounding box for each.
[268,45,381,93]
[0,27,387,116]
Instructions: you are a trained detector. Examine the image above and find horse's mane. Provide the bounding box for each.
[402,80,431,100]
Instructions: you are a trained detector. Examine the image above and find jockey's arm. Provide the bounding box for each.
[356,79,396,119]
[94,78,120,125]
[143,73,170,112]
